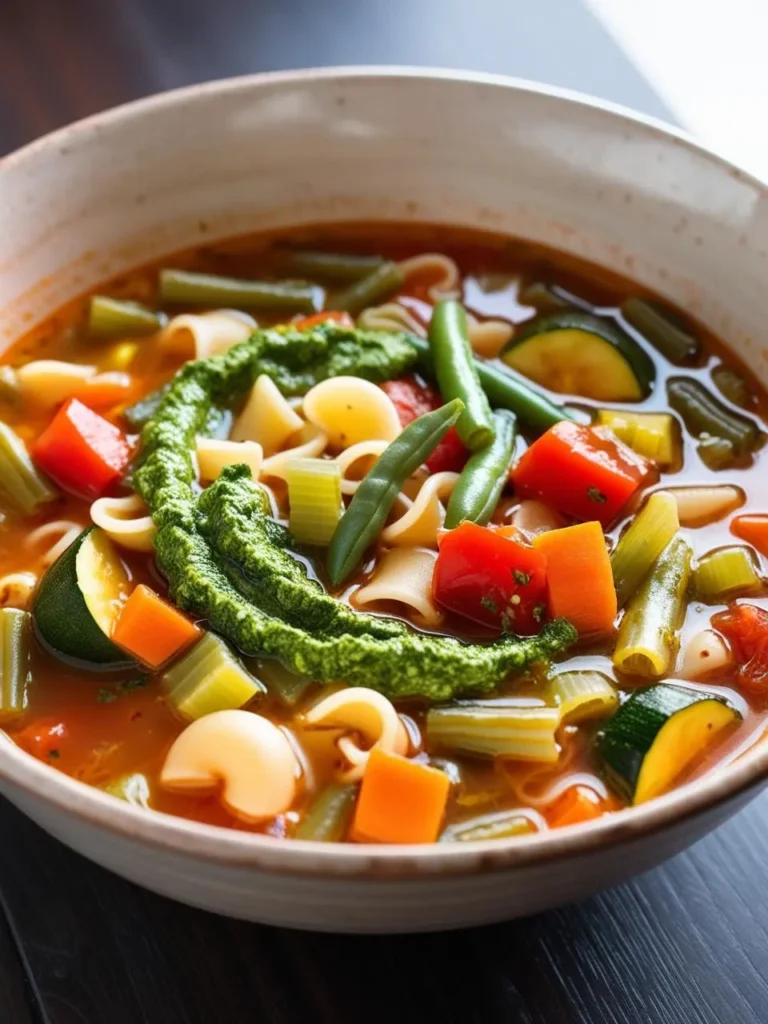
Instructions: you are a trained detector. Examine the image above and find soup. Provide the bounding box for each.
[1,225,767,845]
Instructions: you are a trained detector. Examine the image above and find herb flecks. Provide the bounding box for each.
[480,596,498,615]
[48,749,60,759]
[513,569,531,586]
[97,677,149,704]
[587,486,607,503]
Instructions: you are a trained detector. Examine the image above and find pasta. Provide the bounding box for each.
[511,499,566,538]
[25,520,83,565]
[303,376,401,448]
[160,310,255,360]
[302,687,409,782]
[335,440,389,494]
[398,253,461,301]
[0,572,38,609]
[260,424,328,482]
[231,374,303,453]
[351,547,443,627]
[679,630,733,678]
[382,471,459,547]
[662,485,744,527]
[90,494,156,553]
[196,438,263,482]
[15,360,96,406]
[466,314,514,358]
[357,302,426,336]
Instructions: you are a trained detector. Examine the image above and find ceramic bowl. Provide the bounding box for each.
[2,68,768,933]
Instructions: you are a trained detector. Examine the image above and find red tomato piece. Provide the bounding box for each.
[14,718,68,761]
[381,376,469,473]
[711,603,768,698]
[31,398,132,498]
[433,521,548,636]
[511,421,652,527]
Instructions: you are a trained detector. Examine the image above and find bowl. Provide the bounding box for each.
[2,67,768,933]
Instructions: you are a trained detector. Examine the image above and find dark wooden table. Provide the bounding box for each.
[2,2,767,1021]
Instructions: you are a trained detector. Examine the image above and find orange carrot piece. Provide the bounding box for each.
[352,749,451,844]
[547,785,604,828]
[293,311,355,330]
[74,373,139,411]
[731,515,768,558]
[112,584,200,669]
[491,525,521,541]
[533,521,617,636]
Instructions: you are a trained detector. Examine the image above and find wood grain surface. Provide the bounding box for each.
[1,2,766,1022]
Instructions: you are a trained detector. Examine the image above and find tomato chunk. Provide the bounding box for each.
[511,421,652,526]
[381,376,469,473]
[433,521,548,635]
[32,398,132,498]
[712,603,768,698]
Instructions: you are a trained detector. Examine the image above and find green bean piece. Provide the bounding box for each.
[613,536,692,678]
[159,269,319,313]
[610,491,679,608]
[622,297,701,363]
[444,410,517,528]
[440,811,534,842]
[0,608,30,722]
[428,300,496,450]
[295,784,358,842]
[667,377,759,454]
[333,261,404,315]
[276,250,385,282]
[256,659,313,707]
[88,296,164,339]
[698,437,737,470]
[711,364,755,410]
[406,336,570,434]
[327,399,464,586]
[519,281,571,313]
[0,421,57,515]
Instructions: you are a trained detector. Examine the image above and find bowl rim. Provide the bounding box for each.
[2,64,767,878]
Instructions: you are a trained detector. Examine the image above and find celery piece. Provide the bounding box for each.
[440,810,535,842]
[0,608,30,722]
[426,702,560,762]
[295,784,357,841]
[163,633,265,721]
[286,458,342,546]
[546,671,618,724]
[611,491,680,608]
[0,421,57,515]
[695,546,762,603]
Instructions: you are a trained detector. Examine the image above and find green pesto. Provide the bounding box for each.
[135,324,577,700]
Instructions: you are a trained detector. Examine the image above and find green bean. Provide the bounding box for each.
[0,608,30,722]
[519,281,571,313]
[88,296,165,339]
[622,297,701,363]
[276,249,384,282]
[332,261,404,315]
[406,336,570,434]
[256,658,313,707]
[428,300,495,450]
[667,377,759,455]
[295,784,358,841]
[327,399,463,585]
[0,421,57,515]
[613,536,692,678]
[444,410,517,528]
[711,364,755,410]
[159,269,319,313]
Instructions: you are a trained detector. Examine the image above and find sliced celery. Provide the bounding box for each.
[295,784,357,841]
[0,608,30,722]
[163,633,265,721]
[546,671,618,724]
[0,421,57,515]
[610,491,679,607]
[440,810,535,842]
[426,702,560,762]
[596,409,679,467]
[286,458,342,546]
[104,773,151,808]
[695,546,762,603]
[88,296,164,339]
[256,658,313,707]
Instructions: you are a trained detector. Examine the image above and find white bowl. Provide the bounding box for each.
[2,68,768,933]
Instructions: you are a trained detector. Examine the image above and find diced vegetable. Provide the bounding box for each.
[0,608,30,722]
[440,810,535,842]
[292,311,355,330]
[667,377,760,465]
[74,372,138,411]
[598,683,740,804]
[113,585,200,671]
[428,300,496,450]
[163,632,265,720]
[711,364,755,410]
[518,281,572,312]
[621,297,701,363]
[444,410,517,528]
[352,748,451,844]
[295,784,358,841]
[278,250,385,282]
[695,546,762,603]
[731,515,768,557]
[547,785,604,828]
[286,458,342,546]
[0,421,57,515]
[546,671,618,723]
[104,773,151,807]
[255,659,313,707]
[667,485,744,528]
[33,527,134,668]
[14,717,68,760]
[512,421,652,527]
[613,537,692,677]
[595,409,680,467]
[102,341,140,372]
[502,310,655,401]
[426,702,560,761]
[533,521,616,636]
[31,398,132,498]
[380,376,469,473]
[159,269,318,313]
[334,262,404,316]
[610,491,679,607]
[711,603,768,698]
[88,296,164,338]
[433,522,548,636]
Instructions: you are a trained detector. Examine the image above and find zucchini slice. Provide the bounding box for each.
[33,527,134,668]
[598,683,740,804]
[502,311,655,401]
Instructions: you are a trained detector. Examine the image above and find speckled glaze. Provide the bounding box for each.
[2,68,768,933]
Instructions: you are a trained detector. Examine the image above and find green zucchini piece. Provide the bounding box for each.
[502,310,655,401]
[598,683,740,804]
[32,527,134,669]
